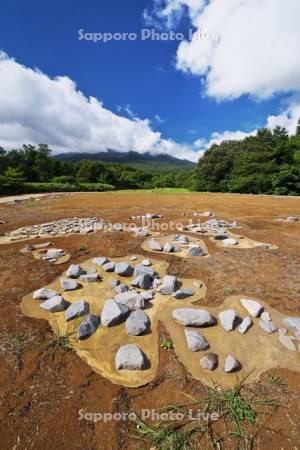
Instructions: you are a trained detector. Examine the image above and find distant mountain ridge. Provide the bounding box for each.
[53,150,196,171]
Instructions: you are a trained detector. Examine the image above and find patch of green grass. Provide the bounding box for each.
[223,284,236,296]
[160,340,174,350]
[10,332,29,347]
[33,331,73,360]
[267,374,287,388]
[79,244,89,251]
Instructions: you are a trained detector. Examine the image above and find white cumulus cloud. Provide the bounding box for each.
[0,51,200,161]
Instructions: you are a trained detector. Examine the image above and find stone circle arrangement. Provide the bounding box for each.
[142,234,209,258]
[21,254,300,388]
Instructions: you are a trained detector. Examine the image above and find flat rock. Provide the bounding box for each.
[184,329,209,351]
[218,309,239,331]
[259,320,277,333]
[172,309,216,327]
[66,264,84,278]
[239,317,252,334]
[147,239,163,251]
[134,263,157,279]
[101,299,129,327]
[93,257,109,266]
[260,311,272,322]
[40,295,69,312]
[278,334,297,351]
[115,262,134,276]
[142,290,154,301]
[60,277,80,291]
[172,288,194,299]
[141,259,151,266]
[78,315,100,339]
[282,317,300,339]
[79,273,101,282]
[240,298,264,317]
[224,355,241,373]
[65,300,89,322]
[125,310,150,336]
[103,262,115,272]
[33,287,58,300]
[200,353,218,371]
[223,238,238,246]
[114,291,145,310]
[130,255,138,261]
[160,275,177,295]
[115,344,147,370]
[131,273,153,290]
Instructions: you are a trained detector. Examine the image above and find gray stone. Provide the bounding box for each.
[65,300,89,322]
[218,309,239,331]
[115,284,129,294]
[172,309,216,327]
[147,239,163,251]
[278,334,297,351]
[103,262,115,272]
[125,310,150,336]
[111,279,120,289]
[184,329,209,351]
[78,315,100,339]
[114,291,145,311]
[115,344,147,370]
[259,320,277,333]
[224,355,241,373]
[160,275,177,295]
[134,264,157,279]
[60,277,80,291]
[79,273,101,282]
[115,262,134,277]
[66,264,84,278]
[130,255,138,261]
[172,289,194,299]
[163,242,174,253]
[93,257,109,266]
[131,273,153,290]
[33,287,58,300]
[40,295,69,312]
[214,234,228,241]
[260,311,272,322]
[222,238,238,246]
[141,259,151,266]
[238,317,252,334]
[142,290,154,301]
[200,353,218,371]
[175,235,190,243]
[187,246,206,257]
[42,248,66,260]
[282,317,300,339]
[240,298,264,317]
[101,299,129,327]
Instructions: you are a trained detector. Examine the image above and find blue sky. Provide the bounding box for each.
[0,0,299,161]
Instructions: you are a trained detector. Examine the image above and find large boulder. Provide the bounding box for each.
[40,295,69,312]
[184,329,209,351]
[200,353,218,371]
[33,287,58,300]
[282,317,300,339]
[160,275,177,295]
[115,262,134,277]
[60,277,80,291]
[66,264,84,278]
[65,300,89,322]
[218,309,239,331]
[125,310,150,336]
[93,257,109,266]
[240,298,264,317]
[103,262,116,272]
[172,309,216,327]
[147,239,163,251]
[134,264,157,279]
[187,246,206,257]
[78,315,100,339]
[114,291,145,310]
[131,273,153,290]
[101,299,129,327]
[115,344,147,370]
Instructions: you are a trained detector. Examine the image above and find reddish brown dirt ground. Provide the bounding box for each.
[0,191,299,450]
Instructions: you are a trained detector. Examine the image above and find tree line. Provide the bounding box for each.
[193,121,300,195]
[0,144,193,194]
